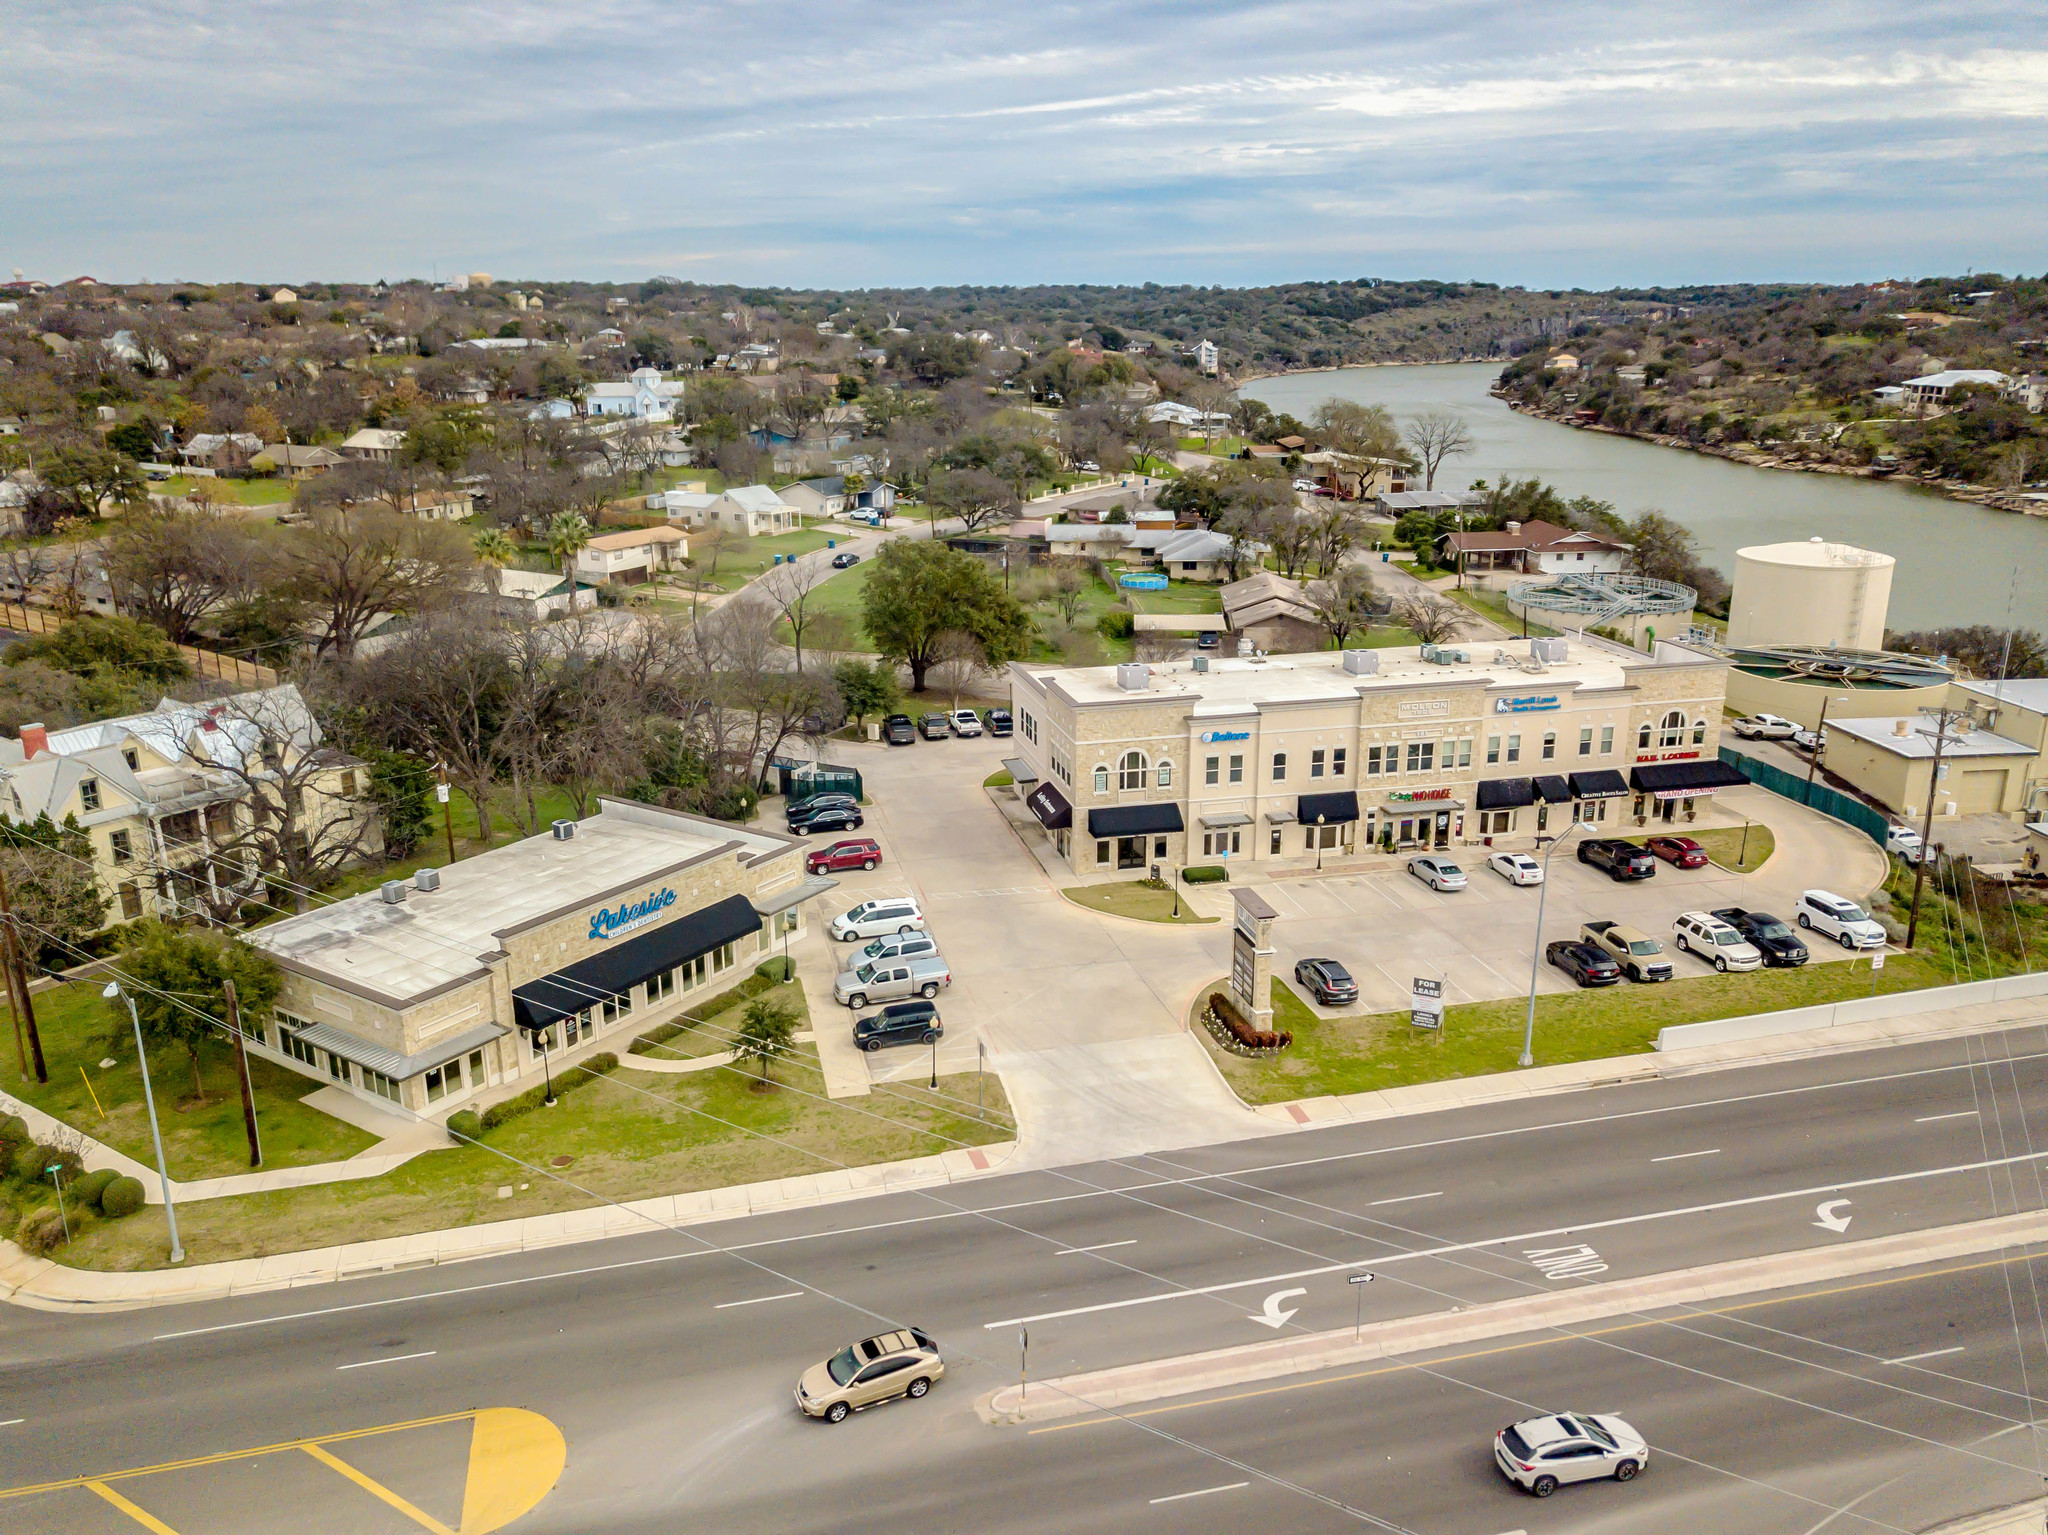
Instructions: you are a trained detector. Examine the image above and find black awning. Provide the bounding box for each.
[1295,790,1360,825]
[511,893,763,1031]
[1475,777,1535,811]
[1569,769,1630,799]
[1087,802,1186,838]
[1630,760,1750,795]
[1026,781,1072,830]
[1533,774,1574,805]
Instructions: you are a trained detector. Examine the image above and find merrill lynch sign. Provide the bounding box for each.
[590,887,677,941]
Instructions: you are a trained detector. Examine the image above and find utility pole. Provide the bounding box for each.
[222,978,262,1168]
[0,862,47,1083]
[437,765,456,865]
[1805,694,1831,790]
[1905,706,1966,951]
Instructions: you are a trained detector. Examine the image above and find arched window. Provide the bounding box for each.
[1119,751,1149,791]
[1691,717,1707,745]
[1658,710,1686,749]
[1156,760,1173,788]
[1637,720,1652,751]
[1093,765,1110,794]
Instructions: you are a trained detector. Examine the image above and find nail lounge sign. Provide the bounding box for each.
[589,887,676,940]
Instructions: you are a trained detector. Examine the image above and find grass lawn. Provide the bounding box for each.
[5,981,377,1182]
[56,1034,1013,1270]
[785,557,881,645]
[694,529,838,592]
[1061,880,1220,925]
[1176,436,1250,456]
[984,770,1014,788]
[155,475,297,507]
[1622,825,1776,875]
[1123,579,1223,616]
[1201,955,1951,1106]
[1446,586,1560,638]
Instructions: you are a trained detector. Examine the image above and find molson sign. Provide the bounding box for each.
[589,887,677,941]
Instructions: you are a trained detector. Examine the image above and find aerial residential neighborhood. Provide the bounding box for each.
[3,5,2046,1534]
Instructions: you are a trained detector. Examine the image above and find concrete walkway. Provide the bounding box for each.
[618,1030,817,1075]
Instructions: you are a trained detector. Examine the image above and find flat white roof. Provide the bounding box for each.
[1735,540,1894,570]
[1955,678,2048,714]
[1019,635,1694,713]
[249,801,793,1004]
[1828,715,2033,761]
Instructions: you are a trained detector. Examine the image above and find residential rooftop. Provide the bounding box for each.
[247,800,796,1003]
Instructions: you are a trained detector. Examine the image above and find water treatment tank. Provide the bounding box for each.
[1727,539,1894,650]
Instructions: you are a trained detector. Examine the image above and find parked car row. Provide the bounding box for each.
[1411,835,1709,897]
[824,882,956,1054]
[1546,888,1880,989]
[884,708,1012,745]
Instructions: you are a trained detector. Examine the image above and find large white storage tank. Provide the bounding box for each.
[1726,538,1895,650]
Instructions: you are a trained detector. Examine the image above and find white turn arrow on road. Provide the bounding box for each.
[1814,1199,1853,1233]
[1250,1288,1307,1329]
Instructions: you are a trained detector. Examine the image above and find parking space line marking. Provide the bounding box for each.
[300,1443,455,1534]
[715,1291,806,1308]
[1369,1192,1442,1206]
[1651,1149,1721,1163]
[1887,1346,1965,1365]
[336,1350,436,1371]
[1149,1481,1248,1504]
[1917,1111,1979,1123]
[0,1418,21,1427]
[1057,1240,1137,1255]
[84,1481,181,1534]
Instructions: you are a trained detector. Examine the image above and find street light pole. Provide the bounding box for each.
[1315,813,1327,871]
[104,981,183,1264]
[1519,821,1585,1068]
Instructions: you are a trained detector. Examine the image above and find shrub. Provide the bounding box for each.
[479,1052,619,1131]
[71,1168,117,1212]
[1096,610,1135,641]
[16,1207,68,1256]
[632,961,790,1053]
[445,1109,483,1143]
[1181,865,1229,884]
[1204,990,1292,1053]
[100,1175,146,1219]
[0,1115,28,1158]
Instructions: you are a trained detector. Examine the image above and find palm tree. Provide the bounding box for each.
[545,511,593,587]
[472,526,517,567]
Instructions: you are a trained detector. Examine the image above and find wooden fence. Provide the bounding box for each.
[0,601,279,689]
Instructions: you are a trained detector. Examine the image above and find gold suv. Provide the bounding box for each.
[795,1328,945,1423]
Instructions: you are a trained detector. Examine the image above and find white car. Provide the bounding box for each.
[1408,855,1467,891]
[1731,713,1798,740]
[948,710,983,738]
[1672,910,1763,971]
[1495,1412,1649,1497]
[829,897,928,942]
[1291,478,1318,492]
[1796,889,1887,950]
[1488,851,1544,886]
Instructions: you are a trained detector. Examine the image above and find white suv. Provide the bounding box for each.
[830,897,928,942]
[1796,889,1886,949]
[1672,911,1762,971]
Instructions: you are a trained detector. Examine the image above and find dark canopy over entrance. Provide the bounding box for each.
[512,893,762,1031]
[1086,803,1185,838]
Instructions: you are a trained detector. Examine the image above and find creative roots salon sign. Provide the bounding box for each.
[590,887,677,941]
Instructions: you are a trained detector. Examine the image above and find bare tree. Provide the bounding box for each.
[930,629,987,710]
[1309,565,1383,648]
[103,507,265,644]
[1133,631,1188,664]
[1308,502,1367,577]
[928,465,1019,532]
[1186,378,1235,449]
[351,610,513,843]
[1391,592,1469,646]
[1405,410,1474,491]
[282,505,475,660]
[1046,557,1090,629]
[755,555,835,671]
[1312,399,1405,462]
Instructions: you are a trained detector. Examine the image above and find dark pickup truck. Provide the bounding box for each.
[1578,838,1658,882]
[1710,907,1810,967]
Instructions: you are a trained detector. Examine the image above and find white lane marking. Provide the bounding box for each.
[981,1148,2048,1329]
[1149,1481,1249,1504]
[1917,1111,1980,1123]
[1651,1149,1722,1163]
[1250,1288,1306,1329]
[1056,1240,1136,1255]
[335,1350,436,1371]
[1814,1199,1854,1233]
[153,1049,2048,1342]
[715,1291,806,1309]
[1887,1346,1966,1365]
[0,1418,22,1427]
[1525,1243,1608,1279]
[1369,1192,1443,1207]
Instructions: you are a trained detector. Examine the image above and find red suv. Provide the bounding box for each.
[1645,835,1709,869]
[807,839,881,875]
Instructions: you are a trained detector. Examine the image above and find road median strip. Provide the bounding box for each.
[976,1207,2048,1426]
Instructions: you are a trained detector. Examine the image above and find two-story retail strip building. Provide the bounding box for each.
[244,800,831,1117]
[1006,636,1738,876]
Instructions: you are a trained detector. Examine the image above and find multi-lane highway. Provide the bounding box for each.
[6,1023,2048,1532]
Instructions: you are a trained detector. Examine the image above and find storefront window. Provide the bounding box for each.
[1119,752,1149,790]
[1269,827,1282,855]
[1659,710,1686,748]
[1096,840,1111,865]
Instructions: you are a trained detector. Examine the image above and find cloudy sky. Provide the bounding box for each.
[5,1,2042,288]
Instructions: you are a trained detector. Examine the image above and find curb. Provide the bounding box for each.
[975,1207,2048,1426]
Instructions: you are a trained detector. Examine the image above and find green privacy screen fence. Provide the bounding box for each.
[1718,746,1891,848]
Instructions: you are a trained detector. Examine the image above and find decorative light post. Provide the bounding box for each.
[102,981,183,1264]
[1518,821,1586,1069]
[1315,813,1327,872]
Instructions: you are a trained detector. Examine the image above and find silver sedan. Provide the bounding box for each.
[1407,854,1467,891]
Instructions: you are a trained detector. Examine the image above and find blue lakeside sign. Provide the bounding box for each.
[590,887,677,941]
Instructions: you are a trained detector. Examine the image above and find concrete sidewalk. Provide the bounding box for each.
[979,1206,2048,1425]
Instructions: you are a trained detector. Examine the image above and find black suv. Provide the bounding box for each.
[854,1000,943,1052]
[1710,907,1810,967]
[1578,838,1657,881]
[984,708,1014,738]
[1293,957,1359,1006]
[788,791,859,825]
[883,714,916,746]
[1546,939,1622,988]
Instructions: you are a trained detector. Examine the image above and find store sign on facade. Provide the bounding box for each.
[1200,730,1251,743]
[1386,787,1454,803]
[1396,699,1451,720]
[1494,694,1561,714]
[589,886,677,940]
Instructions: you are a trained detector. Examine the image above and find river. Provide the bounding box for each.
[1241,362,2044,634]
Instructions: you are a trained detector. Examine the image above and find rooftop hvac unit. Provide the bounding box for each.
[1115,663,1149,692]
[1192,656,1209,672]
[413,867,441,892]
[380,880,408,905]
[1531,637,1569,664]
[1419,644,1470,666]
[551,820,577,839]
[1341,649,1380,676]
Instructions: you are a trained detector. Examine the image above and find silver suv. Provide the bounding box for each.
[858,931,938,964]
[833,954,952,1009]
